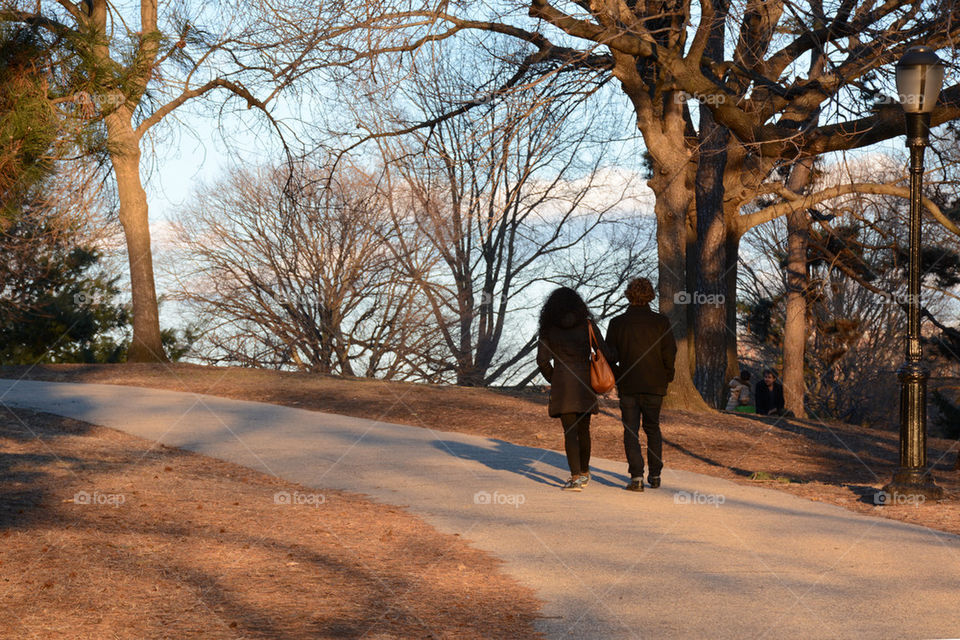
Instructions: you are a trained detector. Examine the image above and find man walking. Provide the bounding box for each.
[605,278,677,492]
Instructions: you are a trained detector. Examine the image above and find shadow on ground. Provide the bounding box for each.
[433,438,629,489]
[0,408,545,639]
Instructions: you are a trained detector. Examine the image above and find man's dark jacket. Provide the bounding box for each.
[605,304,677,396]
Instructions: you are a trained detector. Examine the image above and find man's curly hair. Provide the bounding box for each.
[625,277,655,305]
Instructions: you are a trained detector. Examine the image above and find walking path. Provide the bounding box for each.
[2,378,959,639]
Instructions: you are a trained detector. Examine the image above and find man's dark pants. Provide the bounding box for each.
[619,392,664,480]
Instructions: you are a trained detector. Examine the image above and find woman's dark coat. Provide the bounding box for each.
[537,313,613,418]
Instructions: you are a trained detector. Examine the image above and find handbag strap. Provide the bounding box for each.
[587,320,598,352]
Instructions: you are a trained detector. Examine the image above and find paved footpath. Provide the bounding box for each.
[2,379,960,639]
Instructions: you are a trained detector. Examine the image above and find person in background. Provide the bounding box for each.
[725,369,752,412]
[605,277,676,492]
[755,369,786,416]
[536,287,613,492]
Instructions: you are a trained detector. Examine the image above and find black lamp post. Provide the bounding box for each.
[882,46,946,501]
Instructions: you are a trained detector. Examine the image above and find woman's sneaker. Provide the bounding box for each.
[562,476,584,492]
[579,472,590,487]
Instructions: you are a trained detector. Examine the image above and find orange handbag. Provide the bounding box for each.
[587,322,616,394]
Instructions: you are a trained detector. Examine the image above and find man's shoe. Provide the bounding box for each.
[648,476,661,488]
[562,477,583,492]
[626,479,644,492]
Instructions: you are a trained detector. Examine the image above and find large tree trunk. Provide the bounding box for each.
[724,231,742,383]
[780,47,826,419]
[782,160,814,418]
[685,198,698,382]
[691,0,731,409]
[783,209,808,417]
[104,108,167,363]
[693,116,730,408]
[652,163,710,413]
[612,70,708,410]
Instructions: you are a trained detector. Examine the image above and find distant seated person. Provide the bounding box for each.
[755,369,786,416]
[725,370,752,412]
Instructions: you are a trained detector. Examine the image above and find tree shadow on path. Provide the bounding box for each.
[433,438,628,488]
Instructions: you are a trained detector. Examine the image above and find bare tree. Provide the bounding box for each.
[171,161,442,379]
[1,0,333,361]
[365,53,636,385]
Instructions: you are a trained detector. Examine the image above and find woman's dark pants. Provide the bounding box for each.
[559,412,591,476]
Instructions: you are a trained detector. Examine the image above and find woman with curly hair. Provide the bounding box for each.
[536,286,613,491]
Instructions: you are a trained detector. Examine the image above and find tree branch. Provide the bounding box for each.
[53,0,85,23]
[135,78,269,137]
[0,8,76,37]
[738,181,960,238]
[527,0,654,57]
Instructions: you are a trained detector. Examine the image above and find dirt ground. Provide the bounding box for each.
[0,407,543,639]
[4,363,960,538]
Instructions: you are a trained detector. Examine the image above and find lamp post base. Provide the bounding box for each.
[882,469,943,503]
